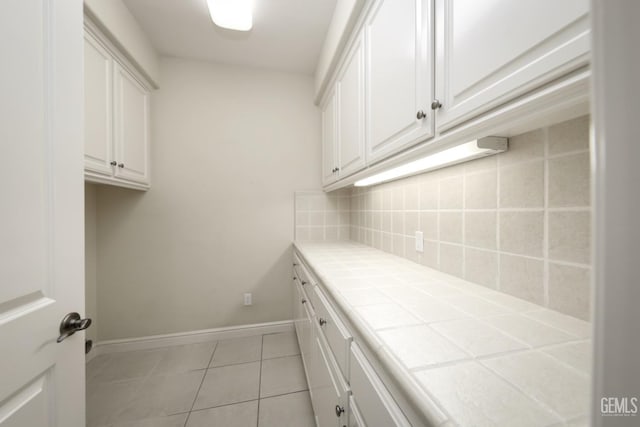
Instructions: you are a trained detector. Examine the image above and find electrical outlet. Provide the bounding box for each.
[243,293,252,306]
[415,231,424,252]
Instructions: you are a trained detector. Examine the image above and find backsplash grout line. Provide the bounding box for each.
[296,116,591,321]
[543,126,551,307]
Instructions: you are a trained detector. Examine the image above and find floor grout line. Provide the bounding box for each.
[183,340,219,427]
[256,334,265,427]
[88,333,312,427]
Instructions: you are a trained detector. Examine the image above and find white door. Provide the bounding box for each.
[337,32,366,178]
[434,0,590,131]
[365,0,434,163]
[113,63,150,185]
[0,1,85,426]
[84,29,114,177]
[322,89,338,186]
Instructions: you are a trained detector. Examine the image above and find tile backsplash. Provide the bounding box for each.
[349,116,592,320]
[295,190,351,242]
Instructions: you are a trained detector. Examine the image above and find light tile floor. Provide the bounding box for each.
[86,331,315,427]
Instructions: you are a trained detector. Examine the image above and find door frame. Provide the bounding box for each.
[590,0,640,425]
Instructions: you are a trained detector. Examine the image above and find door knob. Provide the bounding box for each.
[110,161,117,166]
[118,163,125,168]
[416,110,427,119]
[335,405,345,417]
[431,99,442,110]
[57,312,92,343]
[319,318,327,326]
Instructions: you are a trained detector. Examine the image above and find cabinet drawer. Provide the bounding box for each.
[314,286,353,379]
[350,344,410,427]
[296,281,314,317]
[293,267,314,304]
[293,258,315,298]
[311,323,350,427]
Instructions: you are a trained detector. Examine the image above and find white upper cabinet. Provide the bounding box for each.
[83,19,152,190]
[322,88,339,186]
[337,33,366,178]
[434,0,590,131]
[113,62,150,185]
[84,31,113,177]
[365,0,434,163]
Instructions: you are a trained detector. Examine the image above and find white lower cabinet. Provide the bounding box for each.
[293,255,412,427]
[310,326,350,427]
[293,276,315,384]
[349,345,411,427]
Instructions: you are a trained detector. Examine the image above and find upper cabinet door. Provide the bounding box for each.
[84,31,113,177]
[113,62,150,185]
[337,33,366,178]
[365,0,434,163]
[322,89,338,186]
[434,0,590,131]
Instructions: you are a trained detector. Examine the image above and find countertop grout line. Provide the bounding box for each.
[294,240,592,427]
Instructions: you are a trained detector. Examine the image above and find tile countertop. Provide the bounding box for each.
[294,241,592,427]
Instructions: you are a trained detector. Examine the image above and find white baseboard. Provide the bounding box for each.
[86,320,294,363]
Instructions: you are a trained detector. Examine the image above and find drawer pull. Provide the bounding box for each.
[335,405,345,417]
[319,318,327,326]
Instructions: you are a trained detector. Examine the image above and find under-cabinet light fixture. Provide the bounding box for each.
[207,0,253,31]
[354,137,508,187]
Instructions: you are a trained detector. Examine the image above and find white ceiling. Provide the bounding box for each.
[123,0,338,74]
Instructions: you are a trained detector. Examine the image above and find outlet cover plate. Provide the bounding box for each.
[415,231,424,252]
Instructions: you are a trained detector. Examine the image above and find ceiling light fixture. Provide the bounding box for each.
[206,0,253,31]
[354,137,508,187]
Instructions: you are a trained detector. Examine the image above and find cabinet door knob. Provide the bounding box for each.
[431,99,442,110]
[301,280,307,286]
[318,318,327,326]
[110,161,117,166]
[335,405,345,417]
[118,163,125,168]
[416,110,426,120]
[301,299,307,304]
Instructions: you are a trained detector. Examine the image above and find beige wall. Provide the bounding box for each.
[350,116,591,320]
[94,58,321,340]
[85,184,98,342]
